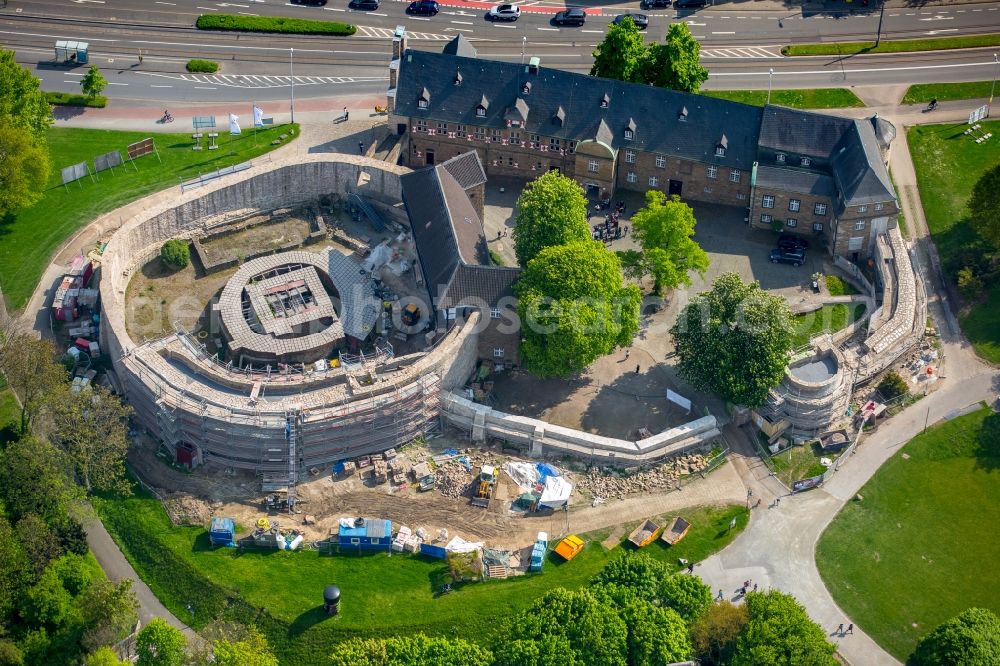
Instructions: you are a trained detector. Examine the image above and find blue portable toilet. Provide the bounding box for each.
[209,517,236,547]
[529,531,548,572]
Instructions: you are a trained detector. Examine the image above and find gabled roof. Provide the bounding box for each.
[830,120,895,206]
[758,105,855,157]
[441,150,487,190]
[396,49,762,169]
[755,166,836,198]
[442,33,477,58]
[400,160,519,308]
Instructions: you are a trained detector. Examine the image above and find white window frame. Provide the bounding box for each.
[814,203,827,215]
[648,176,658,188]
[490,307,501,319]
[761,214,773,224]
[786,218,798,228]
[776,153,786,163]
[624,149,636,164]
[729,169,741,183]
[875,202,884,211]
[788,199,801,212]
[588,159,599,173]
[762,195,775,209]
[655,154,666,168]
[858,205,868,213]
[715,146,726,157]
[813,222,824,232]
[800,157,811,167]
[624,129,634,141]
[493,347,505,358]
[476,106,486,117]
[707,165,718,179]
[626,171,637,183]
[417,100,428,109]
[854,220,866,230]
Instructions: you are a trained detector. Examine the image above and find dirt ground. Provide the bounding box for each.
[129,430,745,552]
[198,216,315,266]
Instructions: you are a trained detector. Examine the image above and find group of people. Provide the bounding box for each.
[592,201,629,245]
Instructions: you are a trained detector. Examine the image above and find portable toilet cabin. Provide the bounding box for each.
[337,517,392,551]
[529,531,548,572]
[209,517,236,547]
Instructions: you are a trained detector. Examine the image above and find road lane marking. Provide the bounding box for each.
[537,27,558,30]
[194,86,216,89]
[712,31,735,34]
[450,20,473,24]
[150,85,173,87]
[108,82,129,85]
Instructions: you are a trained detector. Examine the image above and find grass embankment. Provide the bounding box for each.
[0,386,20,444]
[0,125,297,312]
[196,14,356,36]
[824,275,858,297]
[94,486,746,664]
[907,121,1000,362]
[703,88,864,109]
[45,91,107,108]
[783,33,1000,56]
[791,303,867,348]
[817,407,1000,660]
[903,81,999,105]
[771,440,826,486]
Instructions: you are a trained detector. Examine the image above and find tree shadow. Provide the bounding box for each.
[490,370,583,418]
[0,211,14,238]
[579,367,684,441]
[974,411,1000,472]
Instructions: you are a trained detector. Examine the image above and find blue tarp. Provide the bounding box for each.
[420,543,447,559]
[209,517,235,547]
[458,456,472,472]
[536,463,560,478]
[443,448,459,457]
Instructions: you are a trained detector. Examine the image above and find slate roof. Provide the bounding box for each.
[829,120,895,207]
[400,159,520,308]
[442,33,477,58]
[755,166,836,198]
[441,150,487,190]
[758,106,855,157]
[396,48,763,170]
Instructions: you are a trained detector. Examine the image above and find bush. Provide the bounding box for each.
[488,250,505,266]
[186,59,220,73]
[44,92,107,108]
[878,370,909,401]
[196,14,356,36]
[825,274,858,296]
[160,240,189,269]
[957,266,984,300]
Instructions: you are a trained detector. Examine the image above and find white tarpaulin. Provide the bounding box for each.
[539,475,572,508]
[502,461,539,492]
[666,389,692,413]
[444,536,483,553]
[361,242,393,274]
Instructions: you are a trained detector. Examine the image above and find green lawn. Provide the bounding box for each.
[791,303,867,348]
[816,407,1000,660]
[902,81,999,105]
[93,487,746,663]
[702,88,864,109]
[783,33,1000,56]
[0,125,298,312]
[907,122,1000,362]
[771,440,827,487]
[824,275,859,297]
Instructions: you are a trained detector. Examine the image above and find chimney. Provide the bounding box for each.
[527,56,540,74]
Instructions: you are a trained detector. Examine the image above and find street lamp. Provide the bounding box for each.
[767,68,774,105]
[875,0,886,47]
[990,53,999,116]
[521,36,527,64]
[290,47,295,124]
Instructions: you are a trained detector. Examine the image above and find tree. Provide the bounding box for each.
[0,50,52,138]
[80,65,107,100]
[910,607,1000,666]
[658,573,713,622]
[496,636,580,666]
[53,516,90,556]
[330,634,493,666]
[516,241,641,377]
[16,513,64,575]
[0,516,30,622]
[690,601,748,665]
[642,23,709,93]
[591,552,667,605]
[591,17,646,83]
[24,566,73,627]
[0,333,65,434]
[47,385,133,494]
[969,163,1000,249]
[512,170,590,266]
[52,552,96,595]
[877,370,908,401]
[0,436,78,524]
[508,588,628,666]
[86,647,129,666]
[160,240,190,270]
[0,640,23,666]
[213,626,279,666]
[136,619,187,666]
[623,601,692,666]
[0,125,50,213]
[730,590,836,666]
[629,191,709,294]
[79,579,139,652]
[957,266,984,300]
[670,272,793,408]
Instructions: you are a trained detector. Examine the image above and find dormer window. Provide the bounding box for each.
[800,157,811,167]
[715,134,728,157]
[476,94,489,118]
[454,71,463,86]
[599,93,610,109]
[476,107,485,118]
[521,81,532,95]
[418,86,430,110]
[624,118,636,141]
[552,106,566,127]
[776,153,786,163]
[678,106,688,121]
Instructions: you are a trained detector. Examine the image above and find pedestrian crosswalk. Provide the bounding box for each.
[355,25,452,40]
[701,47,782,59]
[141,72,389,89]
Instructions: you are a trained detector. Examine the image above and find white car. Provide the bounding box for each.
[488,3,520,21]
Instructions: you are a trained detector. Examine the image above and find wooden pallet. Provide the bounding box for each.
[487,565,508,580]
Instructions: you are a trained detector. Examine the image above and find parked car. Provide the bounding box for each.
[777,233,809,251]
[770,248,806,266]
[488,3,521,20]
[675,0,709,7]
[348,0,379,9]
[407,0,439,14]
[612,12,648,28]
[291,0,327,4]
[640,0,671,7]
[553,7,587,25]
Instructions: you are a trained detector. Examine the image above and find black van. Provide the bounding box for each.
[675,0,709,7]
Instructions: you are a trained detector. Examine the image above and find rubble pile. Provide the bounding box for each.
[578,453,711,500]
[435,463,474,498]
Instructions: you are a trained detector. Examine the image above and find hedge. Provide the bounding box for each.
[45,91,107,108]
[160,239,190,269]
[186,59,220,73]
[195,14,356,36]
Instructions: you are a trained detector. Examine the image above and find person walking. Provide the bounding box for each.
[624,349,630,361]
[847,623,854,635]
[343,105,349,121]
[717,589,724,601]
[837,623,845,635]
[635,364,640,374]
[359,141,365,155]
[687,561,694,574]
